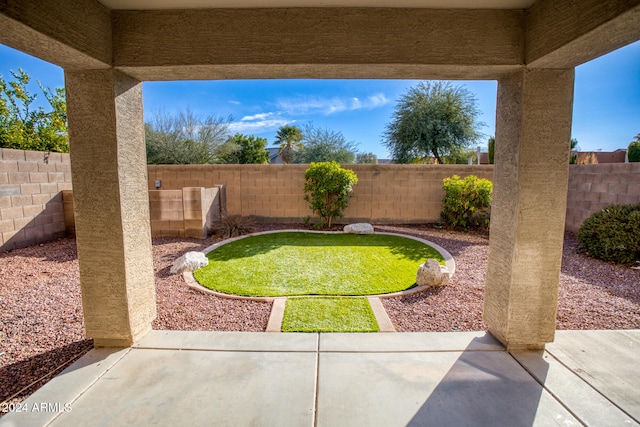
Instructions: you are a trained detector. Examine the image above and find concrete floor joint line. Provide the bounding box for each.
[44,347,132,427]
[544,348,640,425]
[507,351,588,427]
[136,347,319,353]
[313,333,320,427]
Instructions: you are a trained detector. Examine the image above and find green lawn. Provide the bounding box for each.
[282,297,379,332]
[193,232,444,297]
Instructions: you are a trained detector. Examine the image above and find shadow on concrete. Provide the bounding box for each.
[407,341,550,427]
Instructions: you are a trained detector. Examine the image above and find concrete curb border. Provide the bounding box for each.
[262,296,396,333]
[183,229,456,301]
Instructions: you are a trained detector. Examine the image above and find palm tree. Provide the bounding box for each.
[274,125,303,164]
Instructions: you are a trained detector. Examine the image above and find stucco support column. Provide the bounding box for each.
[484,68,574,351]
[65,69,156,347]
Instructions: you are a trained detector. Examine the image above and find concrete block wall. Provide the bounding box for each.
[565,163,640,232]
[63,186,222,239]
[147,164,495,223]
[0,148,72,251]
[4,149,639,249]
[148,186,221,238]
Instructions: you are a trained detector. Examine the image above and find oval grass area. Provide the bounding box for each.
[193,232,446,297]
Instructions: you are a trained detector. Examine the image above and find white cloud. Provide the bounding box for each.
[276,93,389,116]
[241,112,272,121]
[228,100,241,105]
[229,113,293,134]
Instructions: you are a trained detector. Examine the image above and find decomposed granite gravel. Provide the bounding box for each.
[1,224,639,412]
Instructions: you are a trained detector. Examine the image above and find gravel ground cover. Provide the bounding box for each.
[1,224,639,411]
[376,225,640,332]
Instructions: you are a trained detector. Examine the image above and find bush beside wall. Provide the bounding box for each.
[2,149,640,251]
[565,163,640,233]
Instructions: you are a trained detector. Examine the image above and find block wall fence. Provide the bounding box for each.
[147,164,495,224]
[2,148,639,251]
[0,148,71,251]
[565,162,640,232]
[63,186,223,239]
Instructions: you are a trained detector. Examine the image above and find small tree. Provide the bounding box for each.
[383,81,481,164]
[294,125,358,164]
[145,109,232,164]
[303,161,358,228]
[356,152,378,164]
[221,133,269,164]
[628,134,640,162]
[443,146,476,164]
[274,124,303,164]
[0,69,68,153]
[488,136,495,164]
[569,138,580,164]
[440,175,492,230]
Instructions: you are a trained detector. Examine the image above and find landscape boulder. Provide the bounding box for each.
[343,223,374,234]
[416,259,450,288]
[170,251,209,274]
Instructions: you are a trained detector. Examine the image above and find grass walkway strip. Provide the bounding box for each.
[194,232,445,297]
[282,297,379,333]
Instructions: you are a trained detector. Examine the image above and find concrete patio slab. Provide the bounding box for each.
[512,350,638,426]
[134,329,318,352]
[319,331,504,352]
[2,330,639,427]
[316,350,579,426]
[0,348,129,427]
[15,348,316,427]
[545,330,640,422]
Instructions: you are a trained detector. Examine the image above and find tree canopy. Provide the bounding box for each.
[383,81,481,164]
[0,69,68,153]
[294,124,358,164]
[356,152,378,164]
[221,133,270,164]
[628,133,640,162]
[274,124,303,164]
[145,109,232,164]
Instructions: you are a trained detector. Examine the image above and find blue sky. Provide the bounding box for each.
[1,40,638,159]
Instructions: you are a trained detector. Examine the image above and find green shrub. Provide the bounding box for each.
[578,204,640,264]
[628,137,640,162]
[440,175,492,229]
[304,161,358,228]
[211,215,255,238]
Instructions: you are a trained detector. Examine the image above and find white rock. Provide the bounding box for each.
[343,223,374,234]
[170,251,209,274]
[416,259,450,288]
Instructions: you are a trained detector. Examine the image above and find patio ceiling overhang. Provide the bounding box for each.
[1,1,639,81]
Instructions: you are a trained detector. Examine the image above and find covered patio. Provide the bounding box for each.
[2,330,639,426]
[1,0,639,425]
